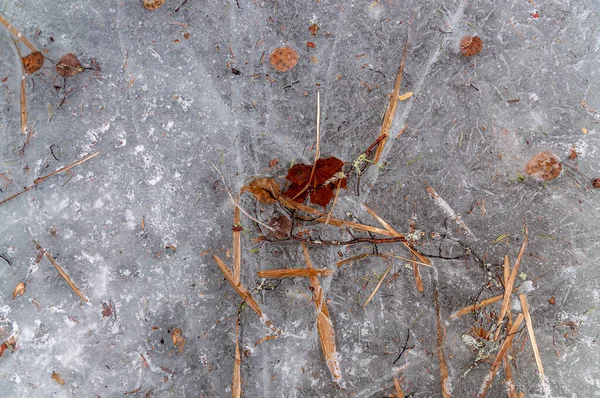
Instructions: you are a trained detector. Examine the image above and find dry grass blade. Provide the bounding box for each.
[479,313,524,398]
[363,204,431,265]
[233,200,241,285]
[301,244,342,383]
[503,356,518,398]
[384,252,431,267]
[292,92,321,200]
[426,186,476,240]
[449,294,504,320]
[232,318,241,398]
[362,263,392,308]
[33,240,88,302]
[434,287,451,398]
[0,186,33,207]
[393,377,405,398]
[8,36,28,136]
[257,268,333,278]
[254,334,278,346]
[519,293,547,390]
[374,36,409,163]
[498,224,529,327]
[278,195,394,236]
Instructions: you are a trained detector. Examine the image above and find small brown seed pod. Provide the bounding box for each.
[143,0,165,10]
[459,35,483,56]
[269,47,299,72]
[592,178,600,188]
[22,51,44,75]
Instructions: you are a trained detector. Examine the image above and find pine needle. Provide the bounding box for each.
[233,199,241,285]
[478,313,524,398]
[301,244,342,383]
[362,262,392,308]
[33,240,88,302]
[232,317,241,398]
[434,287,451,398]
[449,294,504,320]
[374,36,409,163]
[497,223,529,328]
[257,268,333,278]
[0,14,38,52]
[213,254,281,334]
[519,293,547,392]
[393,377,405,398]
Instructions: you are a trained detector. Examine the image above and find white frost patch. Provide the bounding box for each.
[125,209,136,230]
[0,305,11,317]
[10,374,21,384]
[517,280,535,294]
[148,173,163,186]
[529,92,539,102]
[134,145,145,154]
[81,122,110,155]
[175,95,193,111]
[511,296,522,312]
[94,198,104,209]
[173,171,182,181]
[164,120,174,131]
[82,251,103,264]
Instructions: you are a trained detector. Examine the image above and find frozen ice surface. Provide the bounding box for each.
[1,0,600,397]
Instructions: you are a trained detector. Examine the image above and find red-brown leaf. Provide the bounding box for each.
[283,157,346,207]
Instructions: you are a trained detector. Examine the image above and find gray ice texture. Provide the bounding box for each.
[1,1,599,397]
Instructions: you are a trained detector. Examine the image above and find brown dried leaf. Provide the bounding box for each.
[56,53,83,78]
[592,178,600,188]
[283,157,346,207]
[171,328,186,353]
[51,371,65,385]
[22,51,44,75]
[524,151,562,181]
[269,47,299,72]
[12,282,26,299]
[143,0,165,10]
[460,35,484,56]
[242,178,280,204]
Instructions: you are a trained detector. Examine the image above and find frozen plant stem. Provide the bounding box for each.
[426,186,477,240]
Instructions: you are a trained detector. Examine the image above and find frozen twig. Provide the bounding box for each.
[233,200,241,285]
[0,14,39,52]
[433,286,451,398]
[257,268,333,278]
[426,186,477,240]
[232,316,241,398]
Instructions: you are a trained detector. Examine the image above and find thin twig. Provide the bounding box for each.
[232,315,241,398]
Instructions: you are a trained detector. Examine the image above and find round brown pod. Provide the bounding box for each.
[524,152,562,181]
[459,35,483,56]
[143,0,165,10]
[269,47,299,72]
[56,53,83,77]
[592,178,600,188]
[22,51,45,75]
